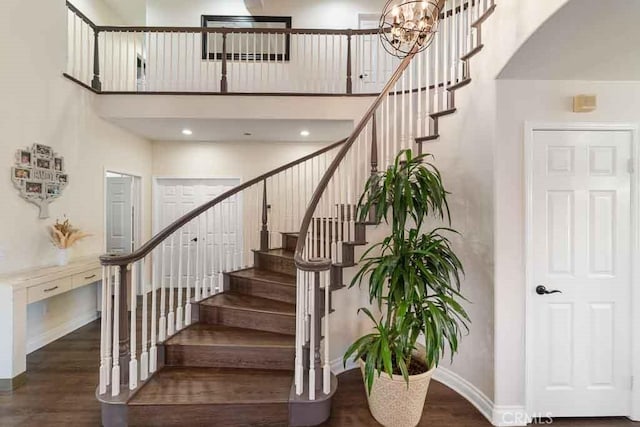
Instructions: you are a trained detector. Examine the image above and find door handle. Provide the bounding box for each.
[536,285,562,296]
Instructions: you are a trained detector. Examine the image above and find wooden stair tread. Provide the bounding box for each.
[256,248,295,258]
[229,268,296,284]
[129,367,292,406]
[165,323,295,348]
[200,292,296,316]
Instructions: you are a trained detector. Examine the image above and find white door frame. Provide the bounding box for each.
[524,122,640,422]
[103,169,144,253]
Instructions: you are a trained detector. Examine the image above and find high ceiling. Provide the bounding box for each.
[499,0,640,80]
[109,118,354,143]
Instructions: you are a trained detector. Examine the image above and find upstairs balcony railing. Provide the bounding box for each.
[65,0,481,96]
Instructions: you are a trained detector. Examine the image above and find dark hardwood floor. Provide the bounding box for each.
[0,319,637,426]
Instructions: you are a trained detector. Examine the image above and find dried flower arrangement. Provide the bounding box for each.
[50,216,91,249]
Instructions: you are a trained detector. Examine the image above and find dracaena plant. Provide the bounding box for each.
[344,149,469,394]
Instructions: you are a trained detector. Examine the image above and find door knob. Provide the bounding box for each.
[536,285,562,295]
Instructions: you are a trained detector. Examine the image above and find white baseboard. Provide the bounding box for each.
[27,310,98,354]
[491,405,529,426]
[432,367,494,425]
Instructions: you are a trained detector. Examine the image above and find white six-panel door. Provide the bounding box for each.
[106,176,133,254]
[154,178,241,290]
[529,129,632,417]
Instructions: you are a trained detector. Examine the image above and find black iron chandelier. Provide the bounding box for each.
[379,0,441,58]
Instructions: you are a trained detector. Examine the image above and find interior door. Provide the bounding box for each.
[357,15,394,93]
[106,177,133,254]
[530,129,632,417]
[154,179,241,290]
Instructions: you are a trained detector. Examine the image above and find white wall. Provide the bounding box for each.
[494,79,640,411]
[153,139,337,180]
[0,0,152,351]
[147,0,388,28]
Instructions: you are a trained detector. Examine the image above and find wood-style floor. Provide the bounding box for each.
[0,319,637,426]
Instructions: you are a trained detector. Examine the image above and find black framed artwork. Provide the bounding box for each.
[201,15,292,61]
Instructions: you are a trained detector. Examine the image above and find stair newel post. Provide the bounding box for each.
[91,28,102,91]
[346,30,353,94]
[260,179,269,251]
[221,30,228,93]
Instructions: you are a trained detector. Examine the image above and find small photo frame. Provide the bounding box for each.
[13,168,31,180]
[46,183,60,196]
[36,158,51,170]
[35,144,53,158]
[18,150,31,165]
[25,182,43,194]
[54,158,63,172]
[58,174,68,184]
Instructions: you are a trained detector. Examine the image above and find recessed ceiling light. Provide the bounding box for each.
[244,132,252,136]
[300,130,310,137]
[182,129,193,136]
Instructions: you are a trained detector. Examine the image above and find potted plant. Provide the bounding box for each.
[344,149,469,427]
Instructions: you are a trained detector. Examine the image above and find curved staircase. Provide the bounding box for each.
[95,1,496,425]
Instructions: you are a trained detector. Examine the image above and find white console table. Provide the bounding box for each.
[0,256,103,390]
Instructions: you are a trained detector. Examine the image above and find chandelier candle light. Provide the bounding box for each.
[379,0,441,58]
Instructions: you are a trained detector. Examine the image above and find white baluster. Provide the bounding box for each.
[218,204,224,290]
[150,249,158,373]
[99,266,109,394]
[177,222,184,331]
[295,268,304,395]
[203,210,209,300]
[129,262,138,390]
[185,220,193,325]
[111,266,121,397]
[159,243,167,341]
[323,269,331,395]
[140,258,149,381]
[168,233,176,336]
[195,215,201,301]
[309,271,316,401]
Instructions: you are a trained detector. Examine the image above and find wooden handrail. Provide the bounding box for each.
[99,138,347,266]
[294,0,447,271]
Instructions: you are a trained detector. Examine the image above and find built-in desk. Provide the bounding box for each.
[0,256,103,390]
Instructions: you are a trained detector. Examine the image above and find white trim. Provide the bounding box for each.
[27,310,98,354]
[432,367,494,424]
[524,122,640,421]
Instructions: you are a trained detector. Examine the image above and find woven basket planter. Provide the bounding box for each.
[359,350,435,427]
